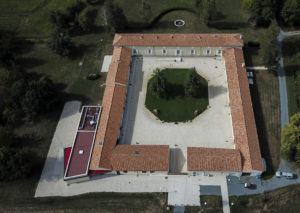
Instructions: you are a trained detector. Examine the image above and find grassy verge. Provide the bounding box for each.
[145,68,208,122]
[230,184,300,213]
[185,195,223,213]
[250,70,281,178]
[0,190,168,213]
[282,36,300,117]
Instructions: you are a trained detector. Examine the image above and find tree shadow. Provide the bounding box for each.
[209,21,250,30]
[16,57,47,69]
[69,43,93,59]
[208,85,227,99]
[282,38,300,57]
[243,46,260,67]
[167,83,185,98]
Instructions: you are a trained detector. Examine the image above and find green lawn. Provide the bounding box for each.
[230,184,300,213]
[186,195,223,213]
[282,36,300,117]
[145,68,208,122]
[250,70,281,178]
[0,0,281,211]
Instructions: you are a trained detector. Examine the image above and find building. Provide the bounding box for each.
[64,34,263,183]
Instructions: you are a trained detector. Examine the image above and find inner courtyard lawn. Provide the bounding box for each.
[145,68,208,122]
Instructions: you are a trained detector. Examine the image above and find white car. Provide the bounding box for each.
[276,171,294,179]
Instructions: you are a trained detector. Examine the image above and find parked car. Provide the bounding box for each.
[275,171,294,179]
[244,183,256,189]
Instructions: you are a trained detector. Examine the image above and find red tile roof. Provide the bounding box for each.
[89,34,262,173]
[223,48,263,172]
[113,33,244,47]
[187,147,242,171]
[89,47,131,170]
[111,145,170,171]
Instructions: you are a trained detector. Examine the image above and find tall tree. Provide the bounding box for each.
[152,70,168,99]
[105,1,127,32]
[261,22,279,68]
[281,112,300,163]
[47,27,72,56]
[281,0,300,26]
[243,0,276,26]
[185,69,203,97]
[200,0,217,25]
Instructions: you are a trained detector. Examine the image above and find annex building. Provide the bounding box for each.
[64,34,264,183]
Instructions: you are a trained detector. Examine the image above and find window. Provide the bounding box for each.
[124,171,128,173]
[150,171,155,173]
[162,49,167,55]
[175,49,181,56]
[206,49,211,55]
[147,49,152,55]
[142,171,146,173]
[216,49,222,56]
[132,49,138,55]
[190,49,195,55]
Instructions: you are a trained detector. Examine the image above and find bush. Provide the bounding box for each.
[86,73,100,80]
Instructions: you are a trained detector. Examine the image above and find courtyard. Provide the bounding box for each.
[119,56,235,173]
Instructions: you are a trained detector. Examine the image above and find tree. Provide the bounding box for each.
[0,146,35,180]
[50,11,69,29]
[185,69,203,97]
[139,0,152,23]
[21,77,57,118]
[261,22,279,68]
[281,112,300,164]
[78,8,97,31]
[151,70,168,99]
[281,0,300,26]
[243,0,275,26]
[200,0,217,25]
[48,27,72,56]
[105,1,127,32]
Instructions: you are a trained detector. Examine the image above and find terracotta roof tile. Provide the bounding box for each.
[187,147,242,171]
[89,47,131,170]
[111,145,170,171]
[223,48,263,172]
[113,33,244,47]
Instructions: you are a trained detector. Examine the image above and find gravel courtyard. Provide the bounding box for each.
[119,56,235,173]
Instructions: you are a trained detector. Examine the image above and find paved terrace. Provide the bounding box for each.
[119,56,235,173]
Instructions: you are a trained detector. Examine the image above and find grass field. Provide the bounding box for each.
[282,36,300,117]
[145,68,208,122]
[0,0,282,211]
[250,70,281,178]
[230,184,300,213]
[185,195,223,213]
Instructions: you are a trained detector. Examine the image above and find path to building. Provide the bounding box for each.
[276,30,300,129]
